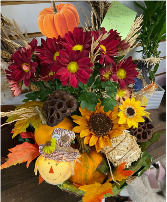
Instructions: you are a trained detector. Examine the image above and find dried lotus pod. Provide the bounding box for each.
[129,117,154,142]
[52,128,75,147]
[42,90,77,126]
[102,130,141,168]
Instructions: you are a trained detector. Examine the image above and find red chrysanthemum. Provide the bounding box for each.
[6,47,38,86]
[55,49,93,88]
[62,27,92,53]
[37,37,64,72]
[37,64,55,82]
[99,66,113,81]
[92,28,129,65]
[112,56,138,88]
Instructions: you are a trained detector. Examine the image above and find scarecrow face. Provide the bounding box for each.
[37,156,72,185]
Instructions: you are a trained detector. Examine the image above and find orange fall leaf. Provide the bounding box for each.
[113,162,134,181]
[79,181,113,202]
[39,174,44,185]
[1,142,40,169]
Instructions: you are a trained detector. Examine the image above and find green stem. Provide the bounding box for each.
[52,1,57,14]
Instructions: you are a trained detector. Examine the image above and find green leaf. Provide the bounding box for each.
[57,181,84,196]
[129,151,152,176]
[97,159,110,174]
[139,130,165,152]
[78,92,99,111]
[134,1,145,10]
[101,97,117,112]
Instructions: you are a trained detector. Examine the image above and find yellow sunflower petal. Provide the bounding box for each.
[118,115,127,125]
[89,135,98,146]
[79,107,92,120]
[99,136,105,149]
[80,129,91,138]
[72,125,88,133]
[84,135,92,144]
[95,140,101,153]
[73,117,88,127]
[108,130,123,138]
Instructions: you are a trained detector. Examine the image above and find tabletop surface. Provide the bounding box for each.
[1,91,166,202]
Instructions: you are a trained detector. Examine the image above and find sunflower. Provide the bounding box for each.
[72,103,128,152]
[118,97,147,128]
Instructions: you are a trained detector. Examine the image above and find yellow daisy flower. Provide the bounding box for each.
[72,103,128,152]
[118,97,147,128]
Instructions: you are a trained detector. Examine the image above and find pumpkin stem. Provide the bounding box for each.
[76,134,91,153]
[52,1,57,14]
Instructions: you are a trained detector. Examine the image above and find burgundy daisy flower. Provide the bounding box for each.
[62,27,92,53]
[55,49,93,88]
[37,36,64,72]
[112,56,138,88]
[99,66,113,81]
[99,37,119,65]
[37,64,55,82]
[6,48,38,86]
[92,28,129,65]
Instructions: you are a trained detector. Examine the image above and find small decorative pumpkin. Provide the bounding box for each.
[69,151,106,186]
[34,117,74,145]
[38,2,79,39]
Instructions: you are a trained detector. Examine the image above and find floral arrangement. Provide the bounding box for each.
[1,2,160,202]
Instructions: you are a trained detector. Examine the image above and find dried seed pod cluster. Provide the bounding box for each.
[129,117,154,142]
[42,90,78,126]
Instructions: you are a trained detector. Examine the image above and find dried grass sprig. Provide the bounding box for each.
[77,3,90,31]
[90,32,109,64]
[1,15,29,62]
[118,15,143,57]
[1,107,37,127]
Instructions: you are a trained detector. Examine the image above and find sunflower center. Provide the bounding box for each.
[67,62,79,73]
[100,45,106,54]
[117,89,125,97]
[104,72,111,80]
[125,107,136,118]
[72,44,83,52]
[53,51,59,61]
[89,113,113,137]
[22,63,30,72]
[117,68,126,79]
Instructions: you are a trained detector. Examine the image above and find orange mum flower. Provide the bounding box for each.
[72,103,128,152]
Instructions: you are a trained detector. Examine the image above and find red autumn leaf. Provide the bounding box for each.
[1,142,40,169]
[39,174,44,185]
[20,132,35,140]
[113,162,134,181]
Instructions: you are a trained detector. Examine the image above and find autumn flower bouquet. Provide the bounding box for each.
[1,2,160,202]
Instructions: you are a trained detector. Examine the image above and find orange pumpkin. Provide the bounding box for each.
[34,117,74,145]
[70,151,106,186]
[38,2,79,39]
